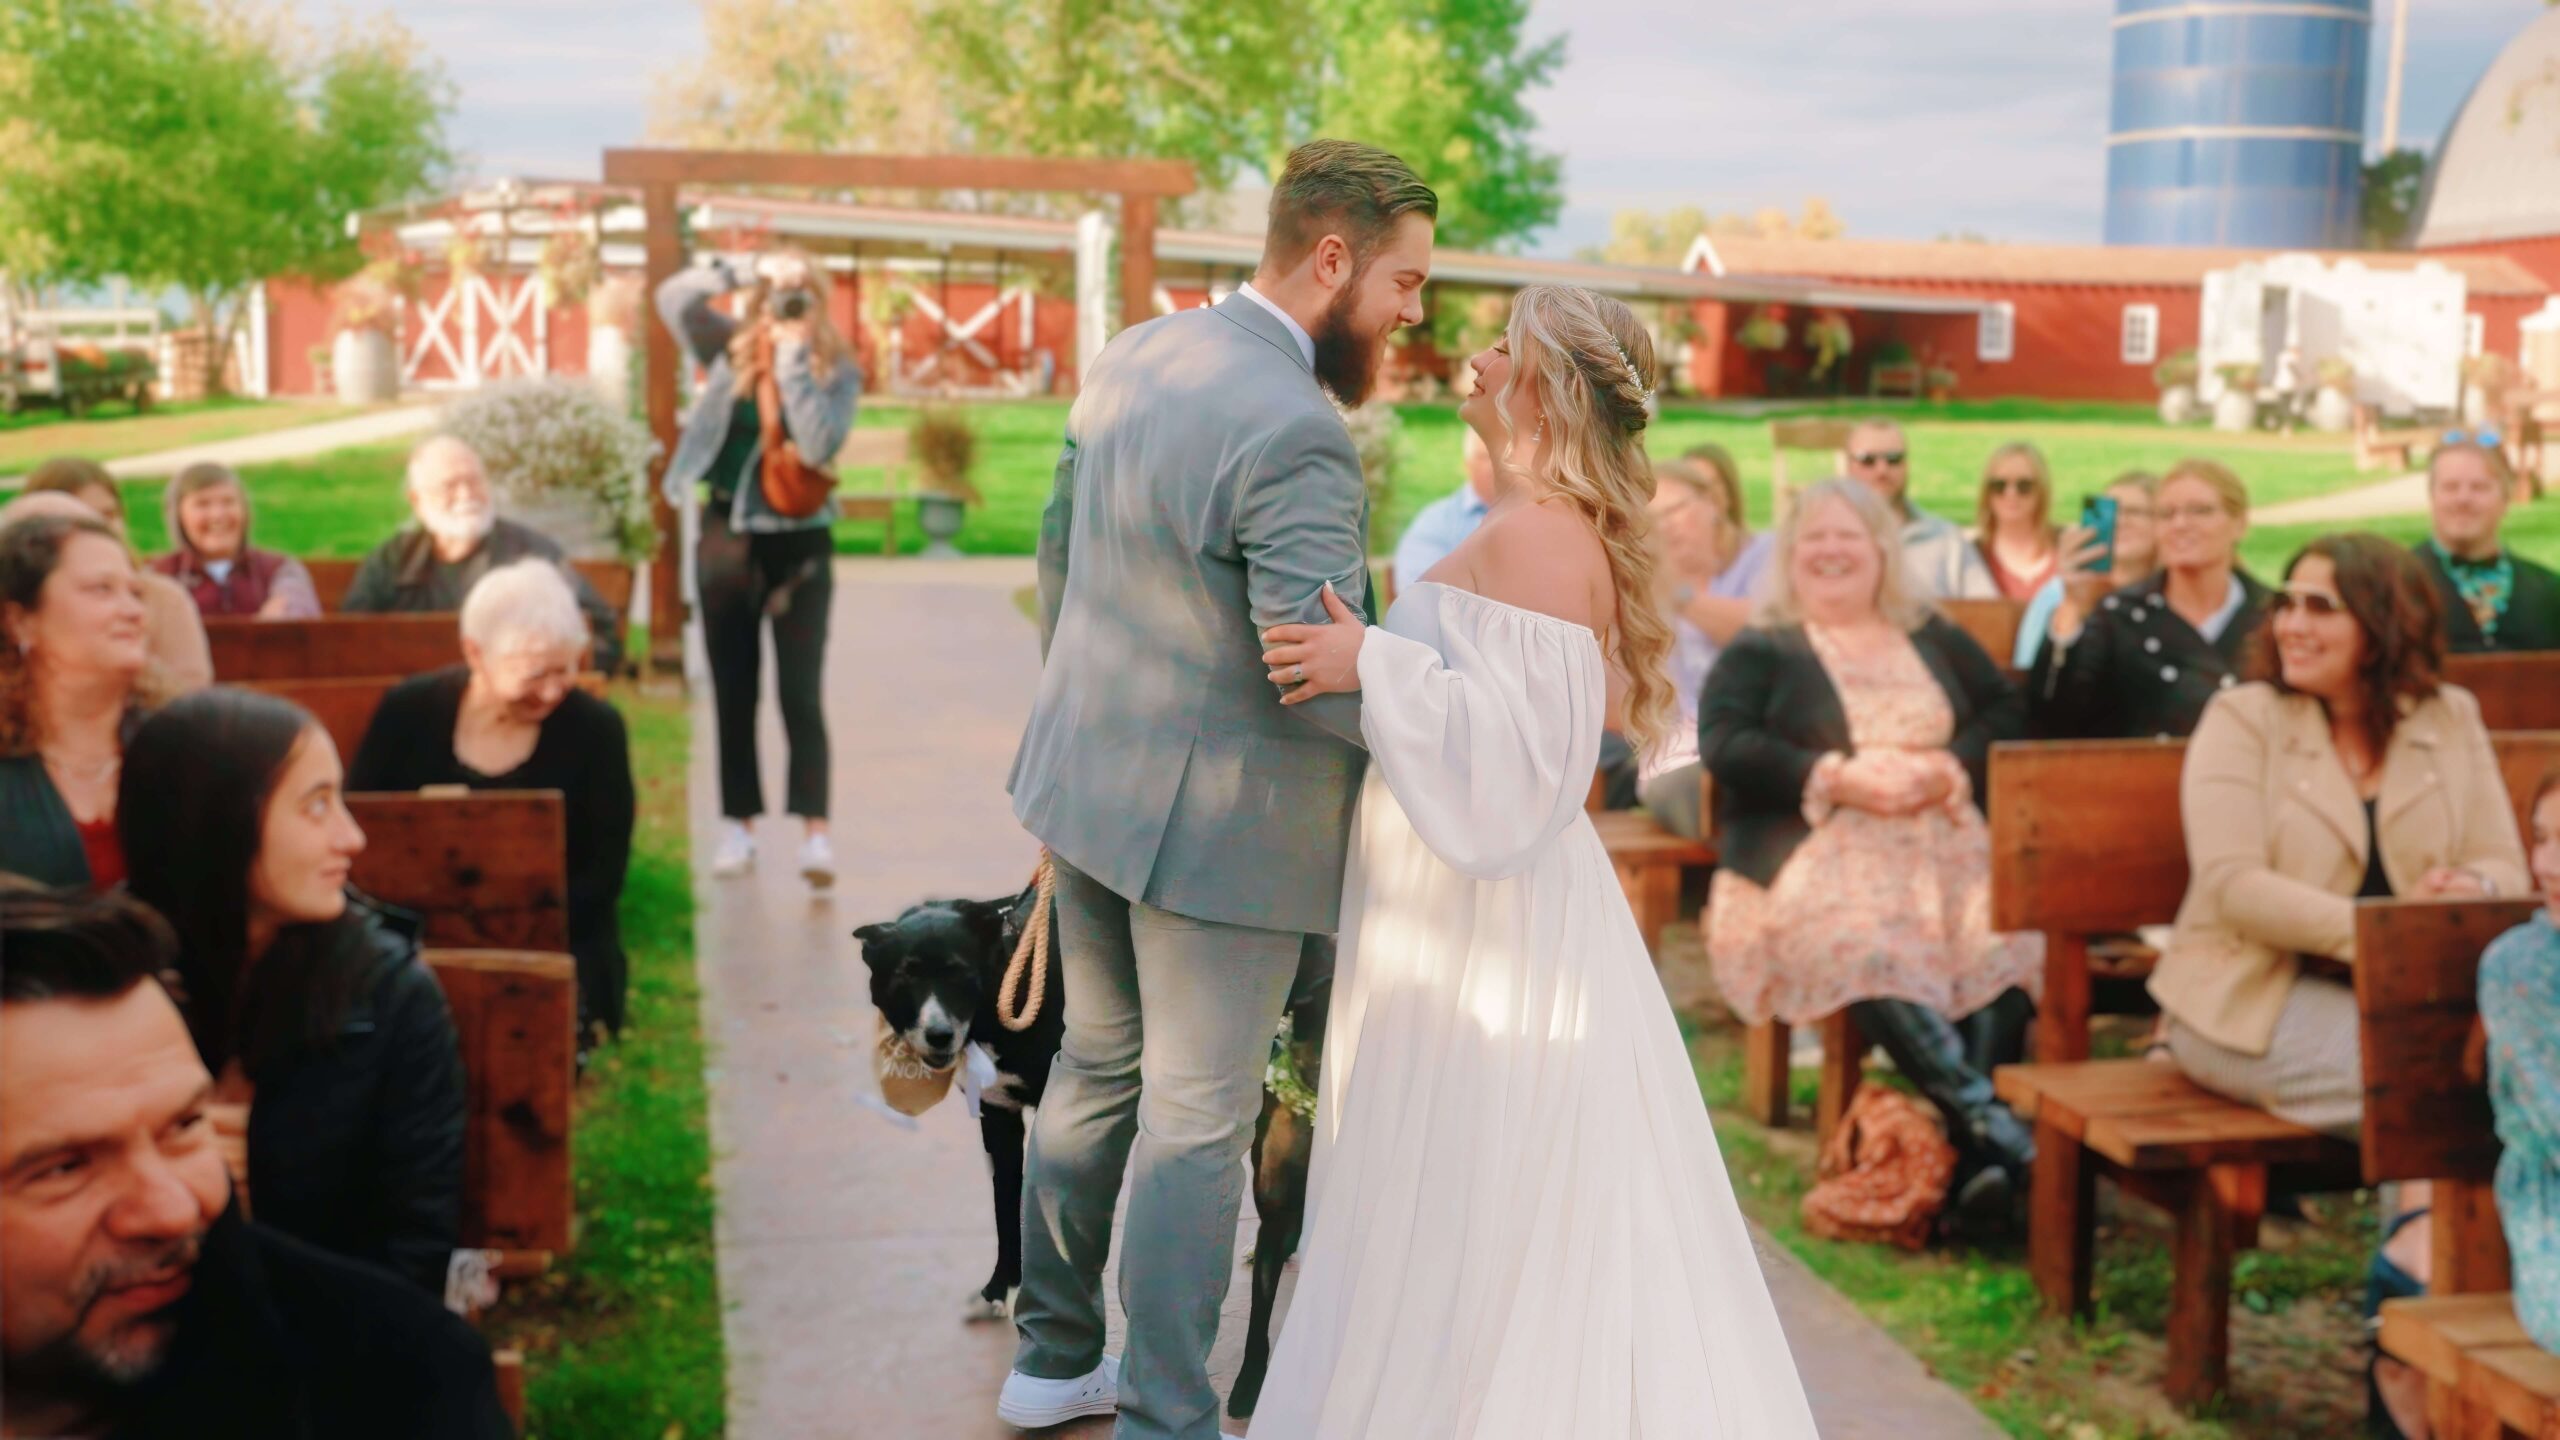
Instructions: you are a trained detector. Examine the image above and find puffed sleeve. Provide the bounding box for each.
[1352,594,1603,880]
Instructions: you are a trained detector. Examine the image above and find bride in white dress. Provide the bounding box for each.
[1249,285,1818,1438]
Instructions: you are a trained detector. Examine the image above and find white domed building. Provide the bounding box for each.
[2417,7,2560,361]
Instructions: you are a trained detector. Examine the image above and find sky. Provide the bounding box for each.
[296,0,2553,257]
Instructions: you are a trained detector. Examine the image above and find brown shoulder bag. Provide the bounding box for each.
[753,330,839,519]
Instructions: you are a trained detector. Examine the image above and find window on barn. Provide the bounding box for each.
[1977,302,2015,363]
[2120,304,2159,365]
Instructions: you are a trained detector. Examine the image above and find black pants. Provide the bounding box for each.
[699,510,833,820]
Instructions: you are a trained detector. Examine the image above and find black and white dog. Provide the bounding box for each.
[857,886,1333,1413]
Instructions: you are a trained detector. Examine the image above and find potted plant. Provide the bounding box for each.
[1736,305,1789,394]
[438,377,660,561]
[2211,362,2261,432]
[909,408,981,558]
[328,275,404,404]
[1923,357,1959,404]
[2153,348,2201,425]
[2309,356,2357,433]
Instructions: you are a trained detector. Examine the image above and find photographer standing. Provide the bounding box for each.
[658,250,862,887]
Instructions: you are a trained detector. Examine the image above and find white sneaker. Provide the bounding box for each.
[798,831,837,888]
[995,1353,1119,1429]
[710,822,755,878]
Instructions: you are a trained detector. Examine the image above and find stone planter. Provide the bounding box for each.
[2211,389,2257,432]
[501,489,619,560]
[2157,384,2201,425]
[2308,385,2355,434]
[916,492,967,559]
[331,329,399,404]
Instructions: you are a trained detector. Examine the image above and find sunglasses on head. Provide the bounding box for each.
[2268,590,2347,618]
[1986,476,2039,496]
[1851,450,1906,467]
[2441,427,2504,448]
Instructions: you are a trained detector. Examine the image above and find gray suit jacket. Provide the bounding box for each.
[1009,294,1372,935]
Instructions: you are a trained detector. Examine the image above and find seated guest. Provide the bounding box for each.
[345,434,625,673]
[2481,770,2560,1353]
[2413,435,2559,653]
[2029,457,2270,739]
[1391,427,1495,595]
[1843,418,1996,600]
[0,881,511,1440]
[0,505,164,889]
[1640,449,1774,837]
[350,559,635,1048]
[2014,470,2158,668]
[19,460,212,692]
[1701,477,2040,1227]
[2152,535,2527,1139]
[1972,442,2061,601]
[151,460,321,619]
[119,689,467,1296]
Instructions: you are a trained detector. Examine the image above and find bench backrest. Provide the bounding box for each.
[248,674,609,767]
[426,949,575,1255]
[1990,732,2560,934]
[2446,652,2560,731]
[207,614,462,682]
[1766,417,1855,517]
[1939,598,2024,667]
[346,791,568,951]
[301,557,636,617]
[2353,896,2542,1187]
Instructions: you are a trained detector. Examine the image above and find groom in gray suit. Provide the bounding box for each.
[999,141,1437,1438]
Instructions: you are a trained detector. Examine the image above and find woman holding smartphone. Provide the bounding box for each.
[657,251,861,889]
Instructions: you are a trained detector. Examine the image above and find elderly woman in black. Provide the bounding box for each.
[349,559,635,1050]
[1701,477,2041,1228]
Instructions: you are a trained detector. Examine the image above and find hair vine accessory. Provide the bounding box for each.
[1608,338,1655,406]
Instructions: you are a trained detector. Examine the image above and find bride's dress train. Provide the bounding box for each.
[1246,582,1819,1439]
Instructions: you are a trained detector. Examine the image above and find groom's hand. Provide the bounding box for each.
[1261,582,1366,706]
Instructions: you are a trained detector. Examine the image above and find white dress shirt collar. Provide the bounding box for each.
[1236,281,1316,370]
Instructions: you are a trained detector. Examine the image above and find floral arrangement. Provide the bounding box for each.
[2215,361,2261,394]
[909,408,983,503]
[437,377,660,561]
[1736,305,1789,353]
[2152,347,2199,391]
[331,238,423,336]
[536,205,601,310]
[1803,310,1855,379]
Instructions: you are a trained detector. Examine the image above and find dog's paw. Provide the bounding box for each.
[962,1291,1009,1325]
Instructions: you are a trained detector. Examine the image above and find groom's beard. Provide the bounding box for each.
[1311,280,1389,408]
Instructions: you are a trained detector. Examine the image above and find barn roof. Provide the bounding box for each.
[2415,9,2560,250]
[1692,234,2549,297]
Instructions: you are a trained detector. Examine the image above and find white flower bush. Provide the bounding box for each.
[439,378,659,562]
[1336,400,1402,551]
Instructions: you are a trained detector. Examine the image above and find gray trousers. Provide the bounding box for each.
[1014,857,1303,1440]
[2165,975,2363,1141]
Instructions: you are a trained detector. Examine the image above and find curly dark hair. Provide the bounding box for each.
[2245,532,2444,755]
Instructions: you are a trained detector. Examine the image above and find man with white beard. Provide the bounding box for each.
[344,435,625,673]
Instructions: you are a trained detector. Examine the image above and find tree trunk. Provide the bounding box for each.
[192,287,245,398]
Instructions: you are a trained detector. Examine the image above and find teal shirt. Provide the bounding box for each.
[2482,909,2560,1353]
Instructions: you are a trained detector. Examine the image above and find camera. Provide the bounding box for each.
[771,288,814,321]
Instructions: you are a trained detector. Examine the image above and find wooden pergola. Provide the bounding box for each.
[599,148,1198,672]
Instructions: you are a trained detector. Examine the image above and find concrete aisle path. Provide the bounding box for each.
[100,403,438,478]
[2255,468,2428,525]
[692,556,1998,1439]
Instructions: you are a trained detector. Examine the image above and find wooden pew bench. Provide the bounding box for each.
[1590,770,1717,963]
[249,673,609,766]
[303,556,636,619]
[2356,896,2555,1439]
[2448,651,2560,732]
[207,614,464,683]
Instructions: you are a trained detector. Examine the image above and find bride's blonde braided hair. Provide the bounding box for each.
[1495,285,1675,755]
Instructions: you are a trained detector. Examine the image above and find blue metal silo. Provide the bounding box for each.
[2105,0,2371,248]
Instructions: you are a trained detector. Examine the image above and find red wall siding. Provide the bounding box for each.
[264,279,337,396]
[2427,235,2560,292]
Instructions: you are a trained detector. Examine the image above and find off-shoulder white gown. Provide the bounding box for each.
[1247,583,1818,1439]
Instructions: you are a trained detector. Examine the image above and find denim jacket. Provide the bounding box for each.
[655,262,862,534]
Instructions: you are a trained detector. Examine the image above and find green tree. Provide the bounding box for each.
[2361,148,2427,249]
[651,0,951,154]
[1580,198,1845,266]
[0,0,450,391]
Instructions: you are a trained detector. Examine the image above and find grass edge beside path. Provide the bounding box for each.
[487,689,727,1439]
[0,396,370,473]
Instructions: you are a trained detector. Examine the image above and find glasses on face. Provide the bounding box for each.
[2158,503,2225,525]
[2268,590,2347,619]
[2441,428,2504,448]
[1851,451,1906,468]
[1986,476,2039,496]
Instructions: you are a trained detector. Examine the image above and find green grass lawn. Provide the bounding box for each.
[483,688,725,1438]
[0,396,368,473]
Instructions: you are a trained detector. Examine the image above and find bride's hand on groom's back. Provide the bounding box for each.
[1261,582,1366,705]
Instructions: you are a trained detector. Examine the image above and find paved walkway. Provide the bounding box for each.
[690,557,1999,1438]
[99,403,439,478]
[2255,468,2428,525]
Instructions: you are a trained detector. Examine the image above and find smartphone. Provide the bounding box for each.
[2080,495,2119,573]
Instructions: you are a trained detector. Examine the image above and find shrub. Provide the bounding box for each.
[438,377,659,561]
[910,408,982,502]
[1337,401,1402,550]
[2153,347,2199,391]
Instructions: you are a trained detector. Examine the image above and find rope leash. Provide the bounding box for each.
[995,851,1055,1032]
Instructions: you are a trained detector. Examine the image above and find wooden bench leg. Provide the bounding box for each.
[2038,932,2092,1064]
[1743,1019,1791,1129]
[2029,1118,2094,1319]
[2165,1167,2239,1410]
[1614,859,1678,963]
[1814,1009,1863,1151]
[493,1347,527,1431]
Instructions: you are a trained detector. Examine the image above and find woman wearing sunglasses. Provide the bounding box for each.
[2028,457,2272,740]
[2150,534,2527,1139]
[1971,443,2062,602]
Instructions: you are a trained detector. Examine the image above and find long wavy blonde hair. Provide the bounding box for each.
[1493,284,1674,754]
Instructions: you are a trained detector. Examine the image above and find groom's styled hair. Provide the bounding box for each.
[1262,141,1438,274]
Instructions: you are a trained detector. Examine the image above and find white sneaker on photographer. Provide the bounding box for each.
[995,1353,1118,1429]
[798,831,837,888]
[710,822,755,878]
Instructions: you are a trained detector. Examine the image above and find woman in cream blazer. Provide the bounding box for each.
[2150,536,2528,1138]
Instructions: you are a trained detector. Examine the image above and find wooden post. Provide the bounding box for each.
[2165,1167,2238,1409]
[2038,932,2093,1064]
[2029,1117,2095,1318]
[1742,1020,1792,1129]
[1120,193,1158,332]
[641,182,683,677]
[1813,1009,1864,1150]
[2431,1176,2514,1297]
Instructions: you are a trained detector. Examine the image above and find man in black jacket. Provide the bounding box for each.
[2413,437,2560,653]
[0,883,512,1440]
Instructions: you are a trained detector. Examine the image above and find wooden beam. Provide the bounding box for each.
[602,149,1197,199]
[641,182,683,676]
[1120,193,1159,332]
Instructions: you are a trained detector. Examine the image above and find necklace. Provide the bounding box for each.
[41,749,121,785]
